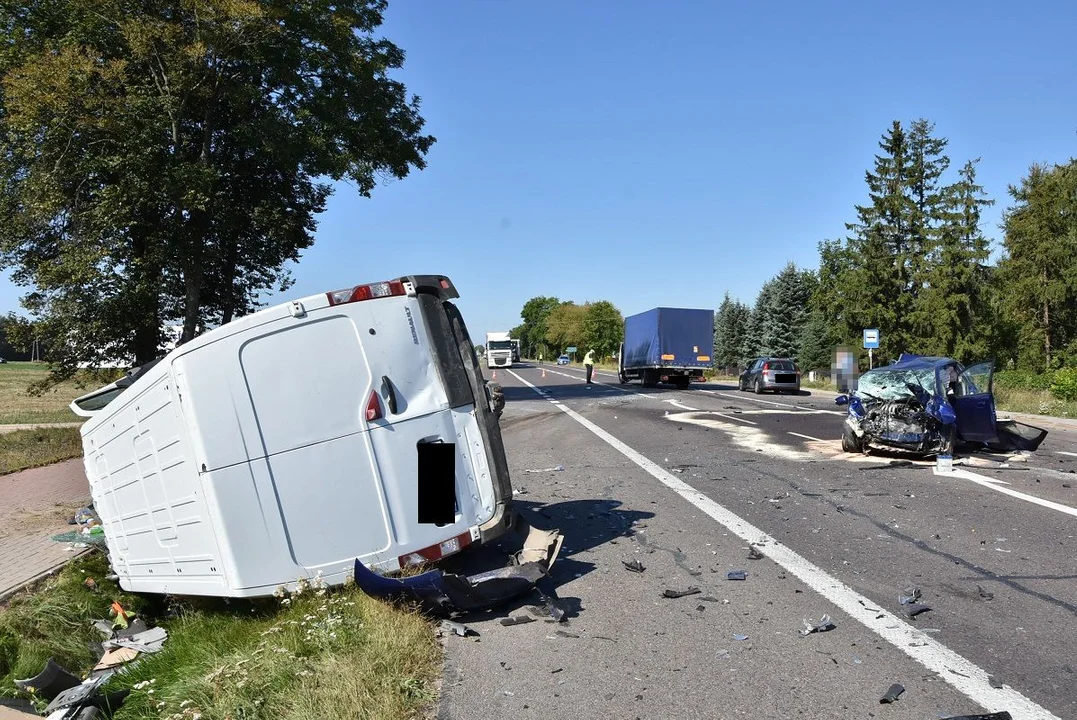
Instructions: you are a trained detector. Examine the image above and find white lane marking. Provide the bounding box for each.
[505,368,1059,719]
[788,431,824,442]
[667,400,699,411]
[1057,451,1077,458]
[937,467,1077,518]
[701,390,845,415]
[710,412,758,426]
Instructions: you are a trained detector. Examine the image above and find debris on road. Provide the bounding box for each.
[622,559,646,573]
[799,614,836,636]
[939,714,1012,720]
[732,633,749,641]
[879,683,905,704]
[527,591,568,623]
[352,525,564,616]
[93,646,139,671]
[977,585,995,601]
[662,587,701,599]
[747,546,764,560]
[103,626,168,654]
[904,603,933,619]
[898,586,922,605]
[440,620,478,637]
[726,570,747,581]
[500,615,536,627]
[525,465,565,474]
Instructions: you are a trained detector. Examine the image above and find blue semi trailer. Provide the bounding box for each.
[618,307,714,389]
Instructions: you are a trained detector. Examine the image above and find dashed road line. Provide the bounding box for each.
[1056,451,1077,458]
[700,389,845,415]
[787,431,824,442]
[506,367,1060,720]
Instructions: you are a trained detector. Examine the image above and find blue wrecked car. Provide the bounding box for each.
[834,354,1045,456]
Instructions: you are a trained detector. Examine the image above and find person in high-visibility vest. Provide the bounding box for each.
[583,349,595,384]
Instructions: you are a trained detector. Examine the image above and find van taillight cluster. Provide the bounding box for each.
[326,280,406,306]
[366,391,382,422]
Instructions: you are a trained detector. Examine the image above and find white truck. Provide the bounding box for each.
[485,331,514,369]
[68,275,515,598]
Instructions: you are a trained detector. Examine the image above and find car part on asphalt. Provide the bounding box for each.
[500,615,536,626]
[662,587,701,598]
[904,603,933,618]
[799,614,836,636]
[898,587,922,605]
[440,620,478,637]
[622,559,646,573]
[939,714,1012,720]
[879,683,905,704]
[726,570,747,581]
[732,633,749,641]
[352,524,563,616]
[747,546,764,560]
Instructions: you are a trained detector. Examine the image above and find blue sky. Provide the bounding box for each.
[2,0,1075,342]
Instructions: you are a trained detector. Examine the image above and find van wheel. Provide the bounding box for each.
[841,426,863,453]
[754,377,764,394]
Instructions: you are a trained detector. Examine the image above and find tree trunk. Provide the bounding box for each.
[1043,299,1051,371]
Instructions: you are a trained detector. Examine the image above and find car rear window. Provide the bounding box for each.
[769,360,795,371]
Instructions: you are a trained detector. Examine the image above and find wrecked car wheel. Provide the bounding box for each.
[841,426,863,453]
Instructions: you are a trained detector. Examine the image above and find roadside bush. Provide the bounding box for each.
[994,369,1053,391]
[1049,367,1077,402]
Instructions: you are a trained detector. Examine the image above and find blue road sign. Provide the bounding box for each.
[863,328,880,349]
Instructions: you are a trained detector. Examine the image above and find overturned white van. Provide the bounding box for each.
[70,275,515,598]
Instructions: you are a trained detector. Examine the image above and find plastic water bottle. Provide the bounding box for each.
[936,453,953,473]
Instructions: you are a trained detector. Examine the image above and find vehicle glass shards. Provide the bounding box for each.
[855,368,936,401]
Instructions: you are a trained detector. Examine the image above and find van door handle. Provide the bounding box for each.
[381,375,398,414]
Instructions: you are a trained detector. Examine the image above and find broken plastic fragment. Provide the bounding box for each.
[732,633,749,641]
[904,603,932,618]
[500,615,536,627]
[879,683,905,704]
[977,585,994,601]
[662,587,701,599]
[440,620,478,637]
[13,658,81,700]
[898,586,922,605]
[726,570,747,581]
[622,559,645,573]
[938,714,1012,720]
[799,614,836,636]
[748,546,764,560]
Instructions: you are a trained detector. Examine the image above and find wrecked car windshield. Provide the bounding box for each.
[854,368,936,400]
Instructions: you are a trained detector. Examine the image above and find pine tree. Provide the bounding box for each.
[997,160,1077,370]
[844,121,918,359]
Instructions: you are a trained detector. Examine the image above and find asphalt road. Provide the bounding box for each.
[436,363,1077,720]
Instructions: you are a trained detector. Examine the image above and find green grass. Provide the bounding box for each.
[0,554,441,720]
[0,427,85,476]
[0,362,84,425]
[993,386,1077,419]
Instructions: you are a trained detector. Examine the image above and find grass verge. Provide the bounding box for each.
[0,362,83,425]
[0,554,441,720]
[0,427,84,476]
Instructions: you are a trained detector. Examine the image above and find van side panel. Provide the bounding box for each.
[263,433,393,570]
[239,316,373,458]
[82,374,226,592]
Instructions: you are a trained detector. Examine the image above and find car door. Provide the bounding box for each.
[951,361,998,442]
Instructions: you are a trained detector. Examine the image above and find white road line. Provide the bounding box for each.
[709,412,758,426]
[667,400,699,411]
[1056,451,1077,458]
[506,368,1059,720]
[788,431,824,442]
[936,467,1077,519]
[701,390,845,415]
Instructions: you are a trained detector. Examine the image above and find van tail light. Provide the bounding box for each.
[366,391,382,422]
[398,531,473,567]
[327,280,406,306]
